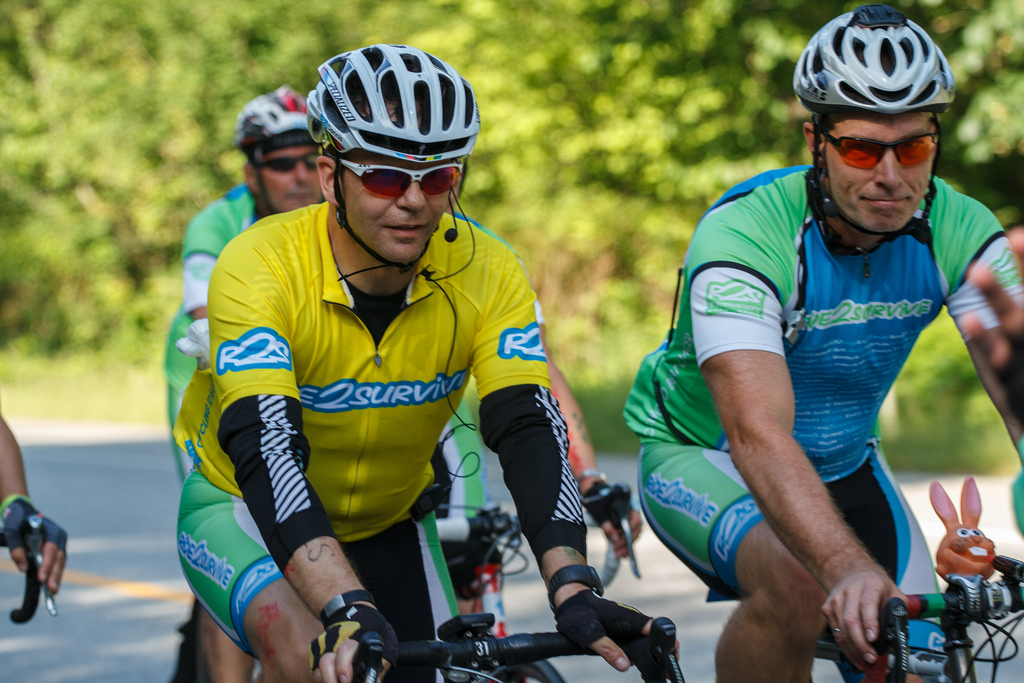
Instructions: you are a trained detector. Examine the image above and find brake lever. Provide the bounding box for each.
[353,633,384,683]
[608,484,641,579]
[623,616,685,682]
[870,597,908,683]
[30,515,58,617]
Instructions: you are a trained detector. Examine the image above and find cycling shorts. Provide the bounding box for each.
[178,471,457,680]
[639,441,943,681]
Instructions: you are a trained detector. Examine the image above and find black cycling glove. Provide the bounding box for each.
[2,496,68,556]
[309,603,398,673]
[554,590,650,648]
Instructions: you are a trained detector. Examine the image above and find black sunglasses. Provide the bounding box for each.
[258,153,319,173]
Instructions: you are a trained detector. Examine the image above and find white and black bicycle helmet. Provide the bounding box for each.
[307,44,479,163]
[233,85,312,160]
[794,4,954,115]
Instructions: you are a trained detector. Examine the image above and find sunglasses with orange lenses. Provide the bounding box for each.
[338,159,462,198]
[823,131,937,169]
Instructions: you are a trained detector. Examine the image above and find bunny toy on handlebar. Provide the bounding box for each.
[929,475,996,579]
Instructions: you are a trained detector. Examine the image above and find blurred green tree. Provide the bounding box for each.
[1,0,1023,463]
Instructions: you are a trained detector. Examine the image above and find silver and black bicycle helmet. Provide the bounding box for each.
[233,85,313,160]
[794,4,955,115]
[307,44,479,163]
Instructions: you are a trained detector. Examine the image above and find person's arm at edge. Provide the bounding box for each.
[540,324,643,557]
[0,412,66,592]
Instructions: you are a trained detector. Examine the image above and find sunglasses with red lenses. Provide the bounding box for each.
[338,159,462,198]
[823,131,937,169]
[258,153,320,173]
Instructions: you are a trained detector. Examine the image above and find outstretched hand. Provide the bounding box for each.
[963,226,1024,535]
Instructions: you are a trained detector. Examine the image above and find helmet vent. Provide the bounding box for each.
[345,73,373,123]
[401,53,423,73]
[869,84,912,103]
[462,79,475,129]
[909,82,938,106]
[899,38,915,63]
[362,47,384,72]
[323,97,348,144]
[853,38,867,66]
[438,75,456,131]
[361,132,471,158]
[428,55,447,72]
[910,27,931,60]
[381,72,404,128]
[832,27,847,63]
[879,39,897,75]
[327,56,346,77]
[414,81,431,134]
[839,82,873,106]
[813,48,825,73]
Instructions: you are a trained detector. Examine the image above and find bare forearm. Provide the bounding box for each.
[735,435,877,590]
[967,338,1024,444]
[547,362,596,477]
[539,545,589,606]
[284,537,368,615]
[703,350,879,591]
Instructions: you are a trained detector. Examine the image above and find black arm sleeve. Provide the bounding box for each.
[479,384,586,562]
[218,394,336,570]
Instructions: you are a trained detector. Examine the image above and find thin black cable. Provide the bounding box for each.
[434,430,483,483]
[417,186,483,435]
[420,266,478,436]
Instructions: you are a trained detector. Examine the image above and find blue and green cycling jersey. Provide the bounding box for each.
[625,166,1019,481]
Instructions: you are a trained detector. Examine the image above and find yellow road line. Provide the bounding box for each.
[0,558,192,604]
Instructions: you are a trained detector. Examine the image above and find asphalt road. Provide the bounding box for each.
[2,418,1023,682]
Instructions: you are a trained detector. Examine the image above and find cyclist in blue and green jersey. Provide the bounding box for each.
[174,45,655,683]
[164,85,321,480]
[163,85,321,683]
[624,6,1023,682]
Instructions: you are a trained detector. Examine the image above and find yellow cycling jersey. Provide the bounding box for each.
[174,203,551,542]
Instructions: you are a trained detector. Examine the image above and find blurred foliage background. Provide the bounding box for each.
[2,0,1024,471]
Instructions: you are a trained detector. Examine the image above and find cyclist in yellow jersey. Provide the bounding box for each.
[174,45,654,683]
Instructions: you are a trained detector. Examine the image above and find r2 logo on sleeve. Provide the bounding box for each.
[216,328,293,374]
[497,322,547,362]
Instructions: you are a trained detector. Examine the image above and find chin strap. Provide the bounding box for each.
[331,157,427,276]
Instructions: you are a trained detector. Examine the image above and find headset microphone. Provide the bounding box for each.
[444,226,458,242]
[822,195,839,218]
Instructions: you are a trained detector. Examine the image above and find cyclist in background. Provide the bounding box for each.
[1,405,67,599]
[623,6,1022,681]
[163,85,321,683]
[164,85,321,474]
[435,167,643,599]
[173,44,654,683]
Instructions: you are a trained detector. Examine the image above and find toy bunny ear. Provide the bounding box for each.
[960,475,982,528]
[930,480,960,531]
